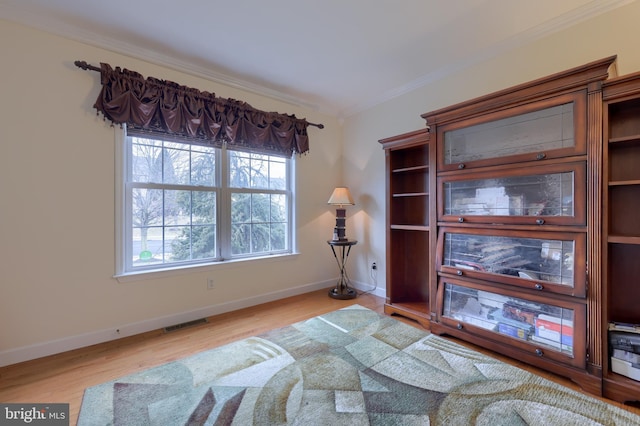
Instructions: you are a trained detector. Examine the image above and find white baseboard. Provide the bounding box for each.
[0,280,336,367]
[351,279,386,299]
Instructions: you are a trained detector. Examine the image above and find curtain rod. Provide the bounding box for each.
[74,60,324,129]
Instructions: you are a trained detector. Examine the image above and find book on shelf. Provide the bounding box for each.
[531,334,572,352]
[609,321,640,334]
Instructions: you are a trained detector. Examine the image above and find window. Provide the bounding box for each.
[118,130,293,275]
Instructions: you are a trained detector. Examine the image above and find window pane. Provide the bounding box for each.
[251,157,269,189]
[191,225,216,259]
[191,148,216,186]
[169,225,216,262]
[132,188,163,226]
[232,223,250,255]
[229,151,286,190]
[132,226,163,266]
[169,226,190,261]
[251,223,270,252]
[230,192,288,255]
[229,151,251,188]
[165,226,186,262]
[270,223,286,250]
[192,191,215,225]
[164,145,190,185]
[251,194,270,223]
[165,190,190,226]
[231,193,250,223]
[132,139,163,183]
[271,194,286,222]
[270,158,286,190]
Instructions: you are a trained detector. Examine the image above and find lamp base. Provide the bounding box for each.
[328,287,357,300]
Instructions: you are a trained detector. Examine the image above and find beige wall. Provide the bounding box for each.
[343,1,640,295]
[2,1,640,365]
[0,20,342,365]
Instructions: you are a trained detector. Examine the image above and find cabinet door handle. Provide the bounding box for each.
[456,270,463,276]
[534,283,544,290]
[535,348,544,357]
[458,163,465,169]
[458,217,464,223]
[536,218,545,225]
[457,323,463,330]
[536,153,546,160]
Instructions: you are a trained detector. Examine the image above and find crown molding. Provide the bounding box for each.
[2,0,635,120]
[339,0,636,118]
[0,4,327,114]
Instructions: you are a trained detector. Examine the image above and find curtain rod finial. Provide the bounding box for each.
[75,60,101,72]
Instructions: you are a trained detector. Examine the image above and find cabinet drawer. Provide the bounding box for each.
[436,227,586,297]
[437,161,586,226]
[437,277,586,369]
[438,92,586,171]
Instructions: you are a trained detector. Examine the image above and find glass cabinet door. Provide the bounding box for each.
[438,93,586,171]
[437,228,586,297]
[438,279,586,368]
[438,161,586,226]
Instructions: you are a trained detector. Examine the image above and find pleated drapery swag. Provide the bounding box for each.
[84,62,320,156]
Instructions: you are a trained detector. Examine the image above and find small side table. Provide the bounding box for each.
[327,240,358,299]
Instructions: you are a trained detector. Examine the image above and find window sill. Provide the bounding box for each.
[114,252,300,283]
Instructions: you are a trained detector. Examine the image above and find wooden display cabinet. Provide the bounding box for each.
[420,56,617,395]
[436,227,587,297]
[379,129,433,327]
[378,57,640,402]
[602,73,640,404]
[437,276,587,369]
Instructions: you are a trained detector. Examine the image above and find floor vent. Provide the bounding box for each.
[164,318,208,333]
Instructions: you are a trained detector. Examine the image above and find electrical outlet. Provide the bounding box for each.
[371,262,377,270]
[207,278,215,290]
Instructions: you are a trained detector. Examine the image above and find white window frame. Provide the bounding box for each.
[114,127,295,281]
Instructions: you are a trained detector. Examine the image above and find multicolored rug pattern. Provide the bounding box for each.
[78,305,640,425]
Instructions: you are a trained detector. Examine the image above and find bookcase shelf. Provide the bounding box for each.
[393,165,429,173]
[392,192,429,197]
[378,58,640,401]
[390,224,430,231]
[608,180,640,186]
[609,134,640,145]
[380,128,432,327]
[608,235,640,245]
[602,75,640,403]
[419,56,618,397]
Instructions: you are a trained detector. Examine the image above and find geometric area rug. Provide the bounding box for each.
[78,305,640,425]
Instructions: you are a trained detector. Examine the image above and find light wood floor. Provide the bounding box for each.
[1,288,638,424]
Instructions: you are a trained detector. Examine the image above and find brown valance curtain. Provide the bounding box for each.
[88,62,316,156]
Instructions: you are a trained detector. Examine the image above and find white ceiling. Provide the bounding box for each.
[0,0,635,117]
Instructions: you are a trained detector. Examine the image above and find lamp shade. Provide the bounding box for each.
[327,187,355,206]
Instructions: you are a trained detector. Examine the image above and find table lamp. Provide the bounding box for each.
[327,187,354,241]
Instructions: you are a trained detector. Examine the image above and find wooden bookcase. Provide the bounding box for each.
[379,58,640,402]
[602,73,640,403]
[379,129,433,327]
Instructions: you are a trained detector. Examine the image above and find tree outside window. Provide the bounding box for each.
[125,135,291,272]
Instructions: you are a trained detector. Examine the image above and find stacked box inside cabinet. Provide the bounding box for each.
[534,314,574,351]
[610,331,640,381]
